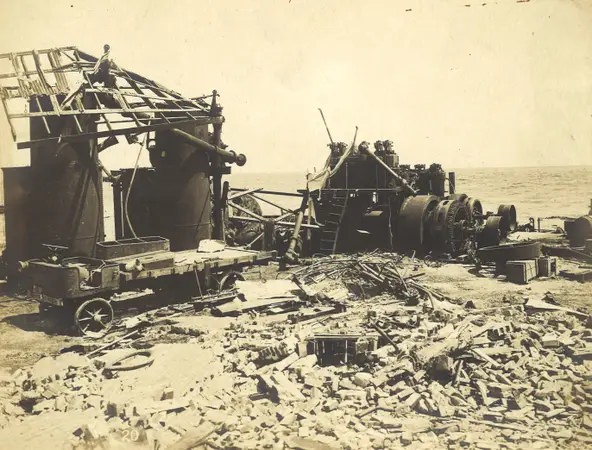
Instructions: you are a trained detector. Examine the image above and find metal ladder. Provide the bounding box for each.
[319,192,349,255]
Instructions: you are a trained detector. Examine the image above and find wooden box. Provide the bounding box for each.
[506,260,538,284]
[537,257,557,277]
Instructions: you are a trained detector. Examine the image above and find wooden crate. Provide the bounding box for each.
[537,257,557,277]
[506,260,538,284]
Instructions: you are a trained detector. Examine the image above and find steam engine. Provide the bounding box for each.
[309,140,516,256]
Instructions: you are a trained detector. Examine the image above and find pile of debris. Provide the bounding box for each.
[0,254,591,449]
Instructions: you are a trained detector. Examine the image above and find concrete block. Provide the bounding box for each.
[352,372,373,388]
[541,333,560,348]
[400,431,414,446]
[404,393,421,409]
[105,401,122,418]
[323,399,339,412]
[160,388,174,401]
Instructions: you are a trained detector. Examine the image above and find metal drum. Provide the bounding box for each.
[2,167,34,276]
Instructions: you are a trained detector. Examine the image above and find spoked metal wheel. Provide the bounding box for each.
[74,298,114,337]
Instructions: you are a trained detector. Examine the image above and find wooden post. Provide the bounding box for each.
[263,221,275,250]
[448,171,456,195]
[284,191,310,262]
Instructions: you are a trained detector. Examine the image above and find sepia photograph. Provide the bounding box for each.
[0,0,590,448]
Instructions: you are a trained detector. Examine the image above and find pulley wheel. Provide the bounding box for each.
[429,199,470,254]
[464,198,484,225]
[497,204,517,232]
[397,195,439,252]
[74,298,114,337]
[477,215,504,248]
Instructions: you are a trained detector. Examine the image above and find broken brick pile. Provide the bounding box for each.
[218,293,592,449]
[0,254,590,449]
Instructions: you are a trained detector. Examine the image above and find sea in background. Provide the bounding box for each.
[1,166,590,245]
[228,166,592,223]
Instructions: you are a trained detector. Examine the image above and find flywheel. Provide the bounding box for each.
[397,195,439,253]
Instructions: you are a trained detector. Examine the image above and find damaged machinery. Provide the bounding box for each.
[228,113,518,261]
[304,138,518,256]
[0,46,272,334]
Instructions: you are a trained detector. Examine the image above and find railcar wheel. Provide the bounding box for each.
[74,298,114,337]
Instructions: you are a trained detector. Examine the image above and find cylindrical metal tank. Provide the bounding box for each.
[151,123,212,251]
[27,96,103,258]
[2,167,34,276]
[569,215,592,247]
[428,164,446,197]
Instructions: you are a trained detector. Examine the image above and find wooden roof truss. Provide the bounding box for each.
[0,46,220,149]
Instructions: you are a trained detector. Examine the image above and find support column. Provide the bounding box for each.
[210,90,225,241]
[448,171,456,195]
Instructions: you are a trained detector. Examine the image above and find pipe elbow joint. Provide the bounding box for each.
[235,153,247,167]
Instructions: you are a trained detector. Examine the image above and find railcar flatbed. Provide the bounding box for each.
[27,242,275,336]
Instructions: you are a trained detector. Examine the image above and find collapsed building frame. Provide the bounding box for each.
[0,46,519,335]
[0,46,271,335]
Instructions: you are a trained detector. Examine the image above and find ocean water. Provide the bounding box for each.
[229,166,592,223]
[1,166,589,246]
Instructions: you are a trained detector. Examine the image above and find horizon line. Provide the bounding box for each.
[232,164,592,175]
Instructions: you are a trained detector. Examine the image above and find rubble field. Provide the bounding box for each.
[0,253,590,450]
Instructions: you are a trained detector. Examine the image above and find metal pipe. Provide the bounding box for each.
[209,92,225,241]
[228,215,319,230]
[169,128,246,166]
[360,148,417,196]
[318,108,334,144]
[230,187,304,198]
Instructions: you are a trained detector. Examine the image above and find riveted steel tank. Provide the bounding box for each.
[16,97,104,258]
[2,167,34,276]
[150,123,212,251]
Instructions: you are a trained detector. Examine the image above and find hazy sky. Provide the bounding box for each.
[0,0,591,173]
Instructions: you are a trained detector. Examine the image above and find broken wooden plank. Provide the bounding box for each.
[213,296,299,316]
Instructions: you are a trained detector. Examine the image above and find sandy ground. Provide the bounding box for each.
[0,255,589,449]
[0,291,79,373]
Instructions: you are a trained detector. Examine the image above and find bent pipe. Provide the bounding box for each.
[170,128,247,166]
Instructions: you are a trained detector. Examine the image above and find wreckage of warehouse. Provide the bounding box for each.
[0,46,590,449]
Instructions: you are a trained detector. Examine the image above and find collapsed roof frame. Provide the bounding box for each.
[0,46,221,149]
